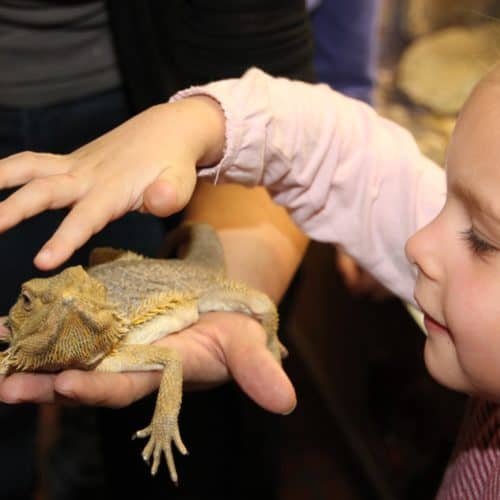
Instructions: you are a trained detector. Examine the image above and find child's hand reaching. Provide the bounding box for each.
[0,96,225,270]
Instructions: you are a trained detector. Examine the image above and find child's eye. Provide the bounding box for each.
[460,228,498,255]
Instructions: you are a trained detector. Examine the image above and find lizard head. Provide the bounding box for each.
[5,266,127,372]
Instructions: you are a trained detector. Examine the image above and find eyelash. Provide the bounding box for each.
[460,228,498,255]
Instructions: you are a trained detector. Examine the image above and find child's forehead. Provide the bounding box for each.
[450,80,500,161]
[447,80,500,205]
[463,79,500,121]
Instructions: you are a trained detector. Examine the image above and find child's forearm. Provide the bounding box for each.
[174,68,447,304]
[151,96,226,168]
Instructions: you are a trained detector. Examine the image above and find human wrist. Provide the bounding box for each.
[156,95,225,169]
[186,95,226,168]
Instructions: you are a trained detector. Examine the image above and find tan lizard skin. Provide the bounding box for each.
[0,223,282,484]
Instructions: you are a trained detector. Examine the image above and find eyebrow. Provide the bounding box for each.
[452,181,500,225]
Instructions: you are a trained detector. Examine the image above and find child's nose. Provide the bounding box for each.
[405,222,443,282]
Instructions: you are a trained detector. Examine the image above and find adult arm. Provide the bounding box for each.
[184,183,307,303]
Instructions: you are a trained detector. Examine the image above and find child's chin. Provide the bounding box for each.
[423,339,469,393]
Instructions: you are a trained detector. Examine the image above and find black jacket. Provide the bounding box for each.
[107,0,315,112]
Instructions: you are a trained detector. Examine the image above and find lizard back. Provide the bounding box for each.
[89,258,222,317]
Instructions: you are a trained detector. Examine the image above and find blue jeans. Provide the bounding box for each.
[0,88,165,499]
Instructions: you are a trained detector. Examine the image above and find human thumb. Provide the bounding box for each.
[143,165,197,217]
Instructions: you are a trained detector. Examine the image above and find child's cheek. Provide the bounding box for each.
[447,272,500,381]
[443,272,483,345]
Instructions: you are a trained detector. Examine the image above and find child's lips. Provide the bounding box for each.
[423,313,451,337]
[414,296,451,338]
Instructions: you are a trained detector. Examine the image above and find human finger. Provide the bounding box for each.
[34,189,125,269]
[214,313,296,414]
[0,373,57,404]
[52,326,217,407]
[54,370,160,408]
[230,341,296,414]
[335,249,362,291]
[0,174,83,234]
[0,151,69,189]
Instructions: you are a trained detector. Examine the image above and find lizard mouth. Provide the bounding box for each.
[0,318,12,348]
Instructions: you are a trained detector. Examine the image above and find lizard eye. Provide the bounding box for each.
[21,292,33,311]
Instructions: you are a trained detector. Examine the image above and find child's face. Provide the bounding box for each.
[406,76,500,401]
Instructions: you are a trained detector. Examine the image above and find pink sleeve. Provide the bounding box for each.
[170,68,446,304]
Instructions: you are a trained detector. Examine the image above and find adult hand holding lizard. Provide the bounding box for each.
[0,312,296,415]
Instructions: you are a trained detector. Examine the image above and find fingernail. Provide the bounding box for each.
[38,247,51,259]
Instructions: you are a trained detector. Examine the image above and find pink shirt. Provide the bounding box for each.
[172,67,446,304]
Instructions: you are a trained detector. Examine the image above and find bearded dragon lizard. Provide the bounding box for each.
[1,223,282,484]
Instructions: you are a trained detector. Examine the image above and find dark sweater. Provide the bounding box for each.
[107,0,316,112]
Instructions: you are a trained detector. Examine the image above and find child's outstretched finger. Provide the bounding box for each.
[0,151,69,189]
[34,191,125,269]
[0,175,82,233]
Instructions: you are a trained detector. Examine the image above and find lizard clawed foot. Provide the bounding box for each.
[133,417,188,484]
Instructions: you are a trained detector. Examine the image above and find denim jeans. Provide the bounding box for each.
[0,88,165,499]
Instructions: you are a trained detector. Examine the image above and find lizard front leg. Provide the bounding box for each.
[95,344,186,483]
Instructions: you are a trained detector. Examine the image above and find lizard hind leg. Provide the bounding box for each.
[95,344,187,484]
[198,282,282,362]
